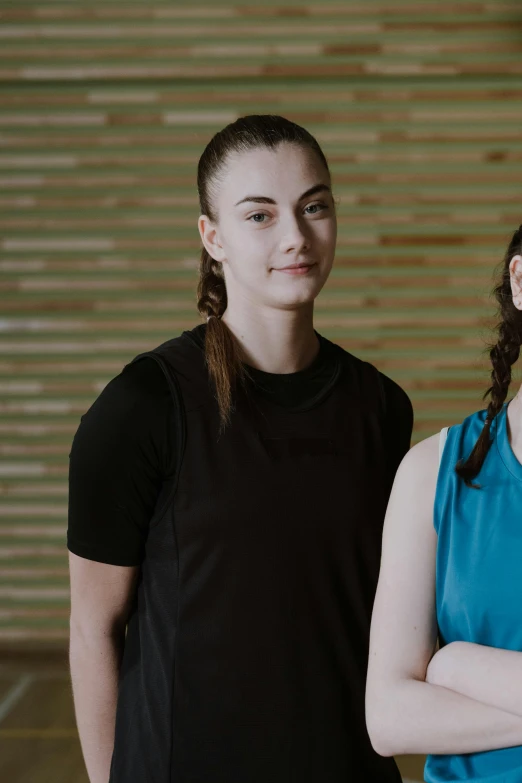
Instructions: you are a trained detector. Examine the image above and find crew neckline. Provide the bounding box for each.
[190,323,328,379]
[496,402,522,482]
[185,323,341,412]
[244,332,327,384]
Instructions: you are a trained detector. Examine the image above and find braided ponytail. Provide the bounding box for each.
[196,248,247,428]
[196,115,331,428]
[456,226,522,487]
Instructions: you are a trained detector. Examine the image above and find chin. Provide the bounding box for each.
[270,288,321,311]
[278,277,327,305]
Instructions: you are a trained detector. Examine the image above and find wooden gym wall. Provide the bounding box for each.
[1,0,522,642]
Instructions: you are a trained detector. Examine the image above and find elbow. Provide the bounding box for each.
[368,732,394,758]
[366,712,396,757]
[365,689,405,757]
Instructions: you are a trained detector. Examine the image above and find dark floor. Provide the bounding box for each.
[0,647,425,783]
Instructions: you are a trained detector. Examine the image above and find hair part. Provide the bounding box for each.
[195,114,331,428]
[456,225,522,487]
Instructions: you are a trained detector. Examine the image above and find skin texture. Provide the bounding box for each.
[69,142,338,783]
[365,256,522,757]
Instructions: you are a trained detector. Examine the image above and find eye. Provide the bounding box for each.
[304,202,327,215]
[248,213,268,223]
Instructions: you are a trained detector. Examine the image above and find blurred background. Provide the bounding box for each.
[1,0,522,780]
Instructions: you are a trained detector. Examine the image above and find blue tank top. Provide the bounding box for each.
[425,403,522,783]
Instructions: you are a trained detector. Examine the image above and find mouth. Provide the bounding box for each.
[275,262,317,275]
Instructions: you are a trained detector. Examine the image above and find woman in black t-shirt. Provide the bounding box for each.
[68,115,413,783]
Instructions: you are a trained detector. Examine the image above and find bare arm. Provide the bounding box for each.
[427,641,522,719]
[366,434,522,757]
[69,552,139,783]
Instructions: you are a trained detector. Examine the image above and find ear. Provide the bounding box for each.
[198,215,226,263]
[509,254,522,310]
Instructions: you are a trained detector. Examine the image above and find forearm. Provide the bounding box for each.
[368,677,522,757]
[69,623,124,783]
[427,641,522,719]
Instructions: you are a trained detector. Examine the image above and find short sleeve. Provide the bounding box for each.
[67,357,175,566]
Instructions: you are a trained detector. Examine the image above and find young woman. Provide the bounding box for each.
[366,227,522,782]
[67,114,413,783]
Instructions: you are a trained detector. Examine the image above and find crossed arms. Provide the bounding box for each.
[365,434,522,757]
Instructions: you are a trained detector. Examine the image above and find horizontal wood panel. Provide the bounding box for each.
[1,0,521,640]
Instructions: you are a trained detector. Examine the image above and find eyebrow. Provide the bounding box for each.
[234,183,331,207]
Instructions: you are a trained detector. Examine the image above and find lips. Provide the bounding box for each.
[275,262,316,274]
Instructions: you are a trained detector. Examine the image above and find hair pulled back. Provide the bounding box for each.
[196,114,330,428]
[456,225,522,486]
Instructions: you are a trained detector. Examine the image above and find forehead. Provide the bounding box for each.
[216,143,330,203]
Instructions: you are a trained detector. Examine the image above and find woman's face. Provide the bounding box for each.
[199,143,337,311]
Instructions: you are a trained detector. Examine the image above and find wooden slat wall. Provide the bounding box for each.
[1,0,522,642]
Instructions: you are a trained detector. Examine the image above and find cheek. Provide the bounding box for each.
[223,240,272,285]
[307,215,336,253]
[223,223,273,265]
[221,217,256,251]
[320,217,337,247]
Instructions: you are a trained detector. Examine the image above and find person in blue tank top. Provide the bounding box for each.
[366,226,522,782]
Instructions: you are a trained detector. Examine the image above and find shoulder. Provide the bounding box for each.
[71,356,172,459]
[326,339,411,405]
[143,325,205,364]
[135,327,208,401]
[322,340,413,432]
[378,371,412,412]
[394,408,487,494]
[443,407,488,436]
[452,407,488,439]
[120,355,170,398]
[89,355,171,421]
[98,329,207,413]
[435,408,490,486]
[435,407,488,467]
[398,432,440,482]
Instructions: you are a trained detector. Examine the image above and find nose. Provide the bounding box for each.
[279,213,311,255]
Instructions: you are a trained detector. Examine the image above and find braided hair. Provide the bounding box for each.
[456,225,522,486]
[196,115,330,428]
[196,250,246,429]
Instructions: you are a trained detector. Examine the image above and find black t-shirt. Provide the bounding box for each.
[67,326,413,566]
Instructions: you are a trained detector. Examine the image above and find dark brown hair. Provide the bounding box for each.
[196,114,331,427]
[456,225,522,486]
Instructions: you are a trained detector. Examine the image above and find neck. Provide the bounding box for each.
[507,382,522,463]
[221,299,319,375]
